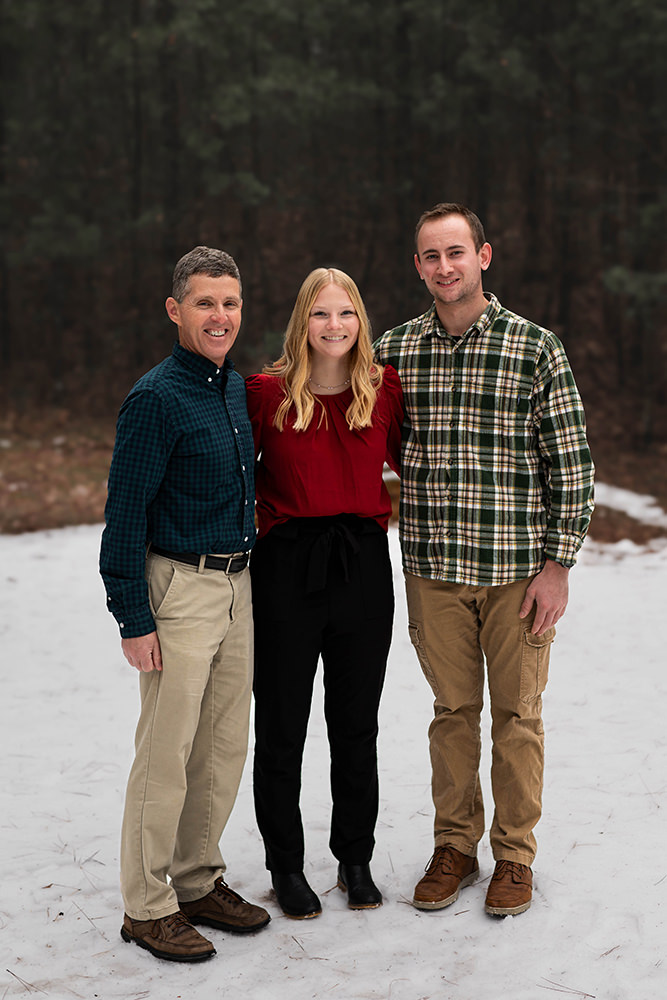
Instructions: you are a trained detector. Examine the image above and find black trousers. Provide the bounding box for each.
[250,515,394,873]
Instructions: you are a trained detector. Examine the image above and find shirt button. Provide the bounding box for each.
[242,465,246,471]
[244,536,249,542]
[234,427,239,434]
[120,622,125,628]
[207,377,212,383]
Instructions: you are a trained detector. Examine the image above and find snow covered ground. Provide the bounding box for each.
[1,487,665,999]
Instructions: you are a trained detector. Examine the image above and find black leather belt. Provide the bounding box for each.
[151,546,249,573]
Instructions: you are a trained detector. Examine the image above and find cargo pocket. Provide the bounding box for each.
[408,621,438,694]
[519,626,555,703]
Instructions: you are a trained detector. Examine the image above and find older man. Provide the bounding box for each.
[100,246,269,962]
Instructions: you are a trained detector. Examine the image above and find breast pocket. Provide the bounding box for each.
[460,388,534,457]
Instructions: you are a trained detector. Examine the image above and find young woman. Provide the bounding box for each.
[246,268,403,919]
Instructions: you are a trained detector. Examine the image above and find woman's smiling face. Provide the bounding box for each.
[307,283,360,361]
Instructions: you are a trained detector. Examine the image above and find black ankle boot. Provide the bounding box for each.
[337,863,382,909]
[271,872,321,919]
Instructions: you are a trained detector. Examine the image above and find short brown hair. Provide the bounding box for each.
[415,203,486,253]
[172,246,242,301]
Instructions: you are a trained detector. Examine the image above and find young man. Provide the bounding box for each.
[100,247,269,961]
[374,204,594,916]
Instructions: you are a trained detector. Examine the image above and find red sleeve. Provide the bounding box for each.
[381,364,404,476]
[245,373,272,457]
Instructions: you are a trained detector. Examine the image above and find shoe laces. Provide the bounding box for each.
[160,911,195,936]
[492,860,530,884]
[212,877,245,904]
[424,845,459,875]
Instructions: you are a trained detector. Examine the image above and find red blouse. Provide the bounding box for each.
[246,366,403,538]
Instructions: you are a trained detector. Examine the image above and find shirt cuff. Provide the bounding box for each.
[110,604,156,639]
[543,534,583,569]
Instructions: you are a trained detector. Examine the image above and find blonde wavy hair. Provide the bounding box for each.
[264,267,384,431]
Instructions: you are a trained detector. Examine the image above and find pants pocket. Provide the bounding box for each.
[519,626,555,703]
[147,557,182,619]
[408,621,438,693]
[360,532,394,619]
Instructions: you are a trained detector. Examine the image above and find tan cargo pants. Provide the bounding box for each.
[405,572,555,866]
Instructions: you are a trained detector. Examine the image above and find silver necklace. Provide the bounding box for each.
[309,376,351,389]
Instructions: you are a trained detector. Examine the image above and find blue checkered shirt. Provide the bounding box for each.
[373,295,595,585]
[100,343,256,637]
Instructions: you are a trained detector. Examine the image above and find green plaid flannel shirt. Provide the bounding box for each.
[374,295,594,585]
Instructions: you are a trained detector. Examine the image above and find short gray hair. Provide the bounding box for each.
[172,246,242,301]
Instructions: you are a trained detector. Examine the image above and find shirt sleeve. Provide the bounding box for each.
[373,331,391,366]
[245,374,268,457]
[381,364,404,475]
[99,387,172,637]
[534,338,595,567]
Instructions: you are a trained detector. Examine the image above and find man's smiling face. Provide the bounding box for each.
[165,273,243,366]
[415,214,491,309]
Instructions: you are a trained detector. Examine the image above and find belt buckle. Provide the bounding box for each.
[223,554,236,575]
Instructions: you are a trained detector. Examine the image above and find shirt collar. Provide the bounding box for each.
[422,293,501,342]
[172,341,235,380]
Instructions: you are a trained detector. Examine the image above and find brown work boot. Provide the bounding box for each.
[412,844,479,910]
[485,860,533,915]
[179,876,270,934]
[120,911,215,962]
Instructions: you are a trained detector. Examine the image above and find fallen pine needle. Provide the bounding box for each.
[537,978,596,998]
[6,969,48,995]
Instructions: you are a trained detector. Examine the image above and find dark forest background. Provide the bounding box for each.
[1,0,666,533]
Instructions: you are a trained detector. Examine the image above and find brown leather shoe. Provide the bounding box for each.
[120,911,215,962]
[179,877,270,934]
[485,860,533,915]
[412,844,479,910]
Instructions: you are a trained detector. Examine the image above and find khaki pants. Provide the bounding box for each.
[405,572,554,866]
[120,553,253,920]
